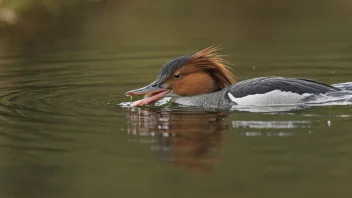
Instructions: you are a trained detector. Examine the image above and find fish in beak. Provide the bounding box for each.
[125,81,170,107]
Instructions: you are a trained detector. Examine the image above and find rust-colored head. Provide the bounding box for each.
[126,47,236,106]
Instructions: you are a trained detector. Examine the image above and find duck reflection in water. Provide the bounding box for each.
[126,108,229,173]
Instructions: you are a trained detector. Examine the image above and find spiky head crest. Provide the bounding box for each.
[188,46,236,88]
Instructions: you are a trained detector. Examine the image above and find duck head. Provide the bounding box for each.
[125,47,236,107]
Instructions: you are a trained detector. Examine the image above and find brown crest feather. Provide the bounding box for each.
[189,46,236,89]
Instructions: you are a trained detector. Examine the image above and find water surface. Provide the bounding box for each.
[1,1,352,198]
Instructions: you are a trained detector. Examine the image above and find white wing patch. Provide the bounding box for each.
[228,90,311,106]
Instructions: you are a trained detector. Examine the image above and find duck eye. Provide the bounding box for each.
[174,74,180,79]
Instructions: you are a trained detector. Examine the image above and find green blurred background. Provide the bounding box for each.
[1,0,352,51]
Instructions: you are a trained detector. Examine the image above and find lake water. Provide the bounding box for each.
[0,1,352,198]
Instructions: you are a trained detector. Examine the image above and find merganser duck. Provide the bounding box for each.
[125,47,341,108]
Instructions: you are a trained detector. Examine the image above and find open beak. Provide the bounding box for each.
[125,81,170,107]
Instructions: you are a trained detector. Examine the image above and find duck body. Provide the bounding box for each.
[172,76,340,108]
[125,47,345,108]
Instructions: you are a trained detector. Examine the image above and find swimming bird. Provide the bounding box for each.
[125,47,341,108]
